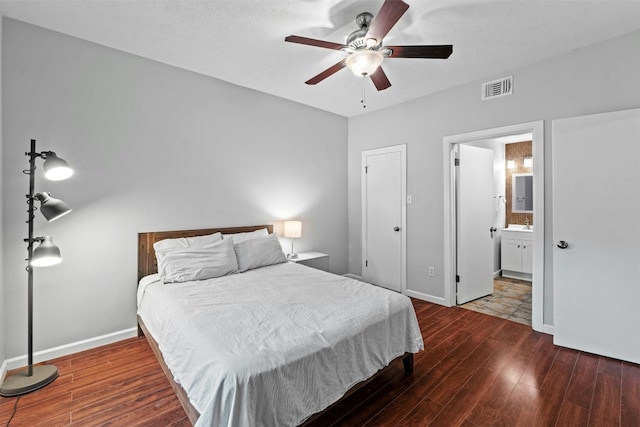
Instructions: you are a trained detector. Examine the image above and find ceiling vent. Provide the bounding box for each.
[482,76,513,100]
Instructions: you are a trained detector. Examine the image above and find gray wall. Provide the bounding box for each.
[0,11,5,369]
[2,19,348,359]
[348,30,640,326]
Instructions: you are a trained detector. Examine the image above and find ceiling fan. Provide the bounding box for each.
[285,0,453,91]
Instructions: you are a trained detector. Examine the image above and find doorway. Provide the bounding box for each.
[443,121,546,332]
[361,144,407,293]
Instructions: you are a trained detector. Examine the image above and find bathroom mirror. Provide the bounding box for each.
[512,173,533,213]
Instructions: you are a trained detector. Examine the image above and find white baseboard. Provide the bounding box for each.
[0,360,8,385]
[1,327,138,374]
[404,289,451,307]
[347,278,450,307]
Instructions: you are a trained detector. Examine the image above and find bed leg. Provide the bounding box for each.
[137,317,145,338]
[403,353,414,376]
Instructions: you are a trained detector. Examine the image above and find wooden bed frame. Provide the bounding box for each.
[137,224,414,426]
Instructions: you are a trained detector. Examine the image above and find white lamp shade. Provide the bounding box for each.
[43,153,73,181]
[345,49,384,77]
[284,221,302,238]
[31,236,62,267]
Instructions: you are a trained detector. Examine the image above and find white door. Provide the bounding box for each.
[553,108,640,363]
[457,145,494,304]
[362,145,406,292]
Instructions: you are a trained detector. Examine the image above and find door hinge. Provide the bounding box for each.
[454,158,460,166]
[365,165,369,173]
[456,274,460,283]
[365,260,368,267]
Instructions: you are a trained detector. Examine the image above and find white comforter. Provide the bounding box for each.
[137,262,423,427]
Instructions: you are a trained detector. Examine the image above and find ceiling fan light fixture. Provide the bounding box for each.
[365,38,378,48]
[346,49,384,77]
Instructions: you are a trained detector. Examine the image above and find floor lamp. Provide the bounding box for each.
[0,139,73,397]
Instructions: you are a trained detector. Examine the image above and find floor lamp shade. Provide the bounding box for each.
[31,237,62,267]
[43,153,74,181]
[36,192,72,222]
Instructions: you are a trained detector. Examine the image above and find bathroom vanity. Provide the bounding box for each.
[501,226,533,281]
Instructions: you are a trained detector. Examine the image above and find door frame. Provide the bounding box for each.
[362,144,407,294]
[443,121,546,332]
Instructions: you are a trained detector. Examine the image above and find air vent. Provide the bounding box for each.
[482,76,513,100]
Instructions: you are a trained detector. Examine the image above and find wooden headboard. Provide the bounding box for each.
[137,224,273,282]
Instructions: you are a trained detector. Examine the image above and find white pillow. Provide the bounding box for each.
[154,232,222,251]
[223,228,268,244]
[155,238,238,283]
[234,233,287,272]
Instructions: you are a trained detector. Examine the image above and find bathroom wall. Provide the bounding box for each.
[505,141,533,226]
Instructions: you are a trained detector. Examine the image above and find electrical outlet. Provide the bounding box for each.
[428,267,435,277]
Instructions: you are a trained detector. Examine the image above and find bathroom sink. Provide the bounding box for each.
[505,224,533,231]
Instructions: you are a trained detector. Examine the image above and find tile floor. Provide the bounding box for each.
[459,276,532,326]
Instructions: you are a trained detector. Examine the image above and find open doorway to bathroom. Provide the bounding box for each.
[457,136,533,325]
[443,121,545,332]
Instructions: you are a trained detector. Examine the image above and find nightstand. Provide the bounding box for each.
[289,252,329,272]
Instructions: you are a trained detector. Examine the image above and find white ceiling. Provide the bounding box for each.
[2,0,640,117]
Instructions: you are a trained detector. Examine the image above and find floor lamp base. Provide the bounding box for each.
[0,365,58,397]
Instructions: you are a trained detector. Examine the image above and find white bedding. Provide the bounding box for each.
[137,262,423,427]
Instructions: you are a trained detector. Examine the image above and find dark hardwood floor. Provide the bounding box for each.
[2,299,639,426]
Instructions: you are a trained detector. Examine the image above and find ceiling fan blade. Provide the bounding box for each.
[385,45,453,59]
[285,35,346,51]
[370,67,391,91]
[305,60,347,85]
[365,0,410,47]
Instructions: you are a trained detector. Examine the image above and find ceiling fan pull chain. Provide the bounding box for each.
[361,77,367,109]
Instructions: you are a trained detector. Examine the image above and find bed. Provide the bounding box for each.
[137,225,423,426]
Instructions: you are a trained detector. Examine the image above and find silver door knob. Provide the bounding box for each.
[393,226,400,232]
[557,240,569,249]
